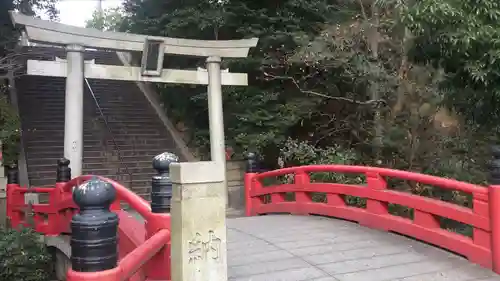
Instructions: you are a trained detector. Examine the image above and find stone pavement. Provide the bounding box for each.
[227,215,500,281]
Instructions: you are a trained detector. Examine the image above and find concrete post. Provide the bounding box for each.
[170,161,227,281]
[64,44,85,177]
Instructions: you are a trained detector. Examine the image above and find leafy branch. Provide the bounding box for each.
[262,71,387,106]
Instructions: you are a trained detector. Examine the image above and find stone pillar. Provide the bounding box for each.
[170,161,227,281]
[206,56,227,206]
[64,44,85,178]
[0,142,6,228]
[206,56,226,165]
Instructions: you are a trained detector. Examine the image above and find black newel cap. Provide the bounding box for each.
[7,164,19,184]
[246,152,259,173]
[70,177,118,272]
[491,145,500,185]
[151,152,179,213]
[56,158,71,183]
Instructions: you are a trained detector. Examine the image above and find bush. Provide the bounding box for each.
[278,138,366,206]
[0,93,21,165]
[0,227,53,281]
[279,138,362,184]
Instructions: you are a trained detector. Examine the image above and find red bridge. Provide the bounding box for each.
[5,153,500,281]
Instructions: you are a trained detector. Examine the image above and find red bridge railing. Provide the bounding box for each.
[244,153,500,273]
[5,153,178,281]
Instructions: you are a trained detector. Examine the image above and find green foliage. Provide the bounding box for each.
[85,7,126,31]
[0,227,54,281]
[279,138,365,205]
[123,0,342,157]
[404,0,500,125]
[0,94,20,165]
[121,0,492,200]
[1,0,58,165]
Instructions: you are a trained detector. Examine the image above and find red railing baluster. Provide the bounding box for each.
[244,153,263,216]
[244,172,256,216]
[363,172,389,230]
[293,170,311,215]
[489,185,500,272]
[365,172,388,214]
[413,210,440,228]
[471,191,491,268]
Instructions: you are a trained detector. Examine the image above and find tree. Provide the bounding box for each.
[404,0,500,125]
[122,0,349,157]
[0,0,59,164]
[85,7,126,31]
[120,0,492,187]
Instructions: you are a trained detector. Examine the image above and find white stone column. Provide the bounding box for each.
[170,161,227,281]
[206,56,228,206]
[206,56,226,164]
[64,44,85,177]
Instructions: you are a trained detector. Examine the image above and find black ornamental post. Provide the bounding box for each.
[491,146,500,185]
[56,158,71,183]
[71,177,118,272]
[7,164,19,185]
[151,152,179,213]
[246,152,259,173]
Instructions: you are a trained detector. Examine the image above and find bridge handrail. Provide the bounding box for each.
[63,175,153,221]
[118,229,171,280]
[63,175,171,281]
[253,165,487,195]
[6,175,156,233]
[6,154,176,280]
[245,163,496,272]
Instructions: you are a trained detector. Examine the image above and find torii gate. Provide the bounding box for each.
[9,12,258,178]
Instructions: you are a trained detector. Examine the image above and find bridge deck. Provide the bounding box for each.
[227,215,500,281]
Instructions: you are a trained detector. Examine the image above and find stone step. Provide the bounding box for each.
[26,120,165,127]
[23,124,167,131]
[29,173,155,187]
[19,94,148,100]
[26,143,176,152]
[23,129,167,137]
[21,114,161,120]
[24,134,169,143]
[21,107,155,114]
[29,149,165,159]
[22,106,154,112]
[19,99,151,105]
[22,119,163,125]
[28,162,156,174]
[48,175,153,189]
[28,155,156,166]
[24,132,165,141]
[84,160,152,170]
[18,98,151,104]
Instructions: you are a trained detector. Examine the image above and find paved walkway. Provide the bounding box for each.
[227,215,500,281]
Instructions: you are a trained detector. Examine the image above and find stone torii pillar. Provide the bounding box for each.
[64,44,85,177]
[206,57,225,165]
